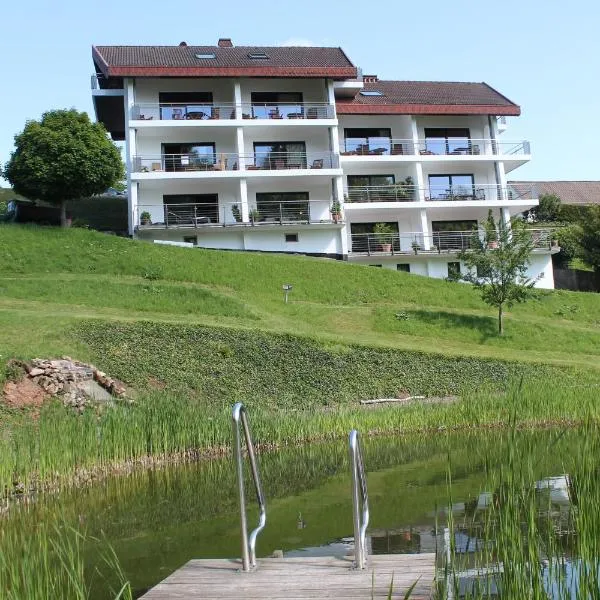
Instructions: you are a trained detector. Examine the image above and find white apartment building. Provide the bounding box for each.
[92,38,557,288]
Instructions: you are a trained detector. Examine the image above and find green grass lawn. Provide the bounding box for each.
[1,224,599,372]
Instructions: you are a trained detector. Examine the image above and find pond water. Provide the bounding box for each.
[6,429,592,598]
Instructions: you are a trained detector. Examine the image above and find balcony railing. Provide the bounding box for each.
[133,153,240,173]
[341,138,530,157]
[341,138,415,156]
[350,228,555,255]
[132,103,237,121]
[345,184,537,203]
[244,151,339,170]
[417,139,530,156]
[131,102,334,121]
[137,200,337,229]
[243,102,333,120]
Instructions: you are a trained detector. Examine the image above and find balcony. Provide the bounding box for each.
[133,153,240,174]
[417,139,530,156]
[137,200,340,229]
[132,103,236,121]
[349,228,555,255]
[345,184,536,204]
[130,102,334,122]
[243,102,334,120]
[340,138,530,160]
[341,138,415,156]
[244,151,338,170]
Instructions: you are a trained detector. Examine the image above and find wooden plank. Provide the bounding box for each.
[141,554,435,599]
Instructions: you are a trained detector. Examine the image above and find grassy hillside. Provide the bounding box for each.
[1,224,599,373]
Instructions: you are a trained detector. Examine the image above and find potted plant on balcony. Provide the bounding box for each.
[231,205,242,223]
[373,222,395,252]
[394,176,414,201]
[249,208,261,225]
[140,211,151,226]
[411,240,422,255]
[330,199,342,223]
[485,210,499,249]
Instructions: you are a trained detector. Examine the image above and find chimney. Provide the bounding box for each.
[178,41,188,46]
[218,38,233,48]
[363,74,378,83]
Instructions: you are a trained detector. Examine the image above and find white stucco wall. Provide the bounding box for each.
[527,253,555,289]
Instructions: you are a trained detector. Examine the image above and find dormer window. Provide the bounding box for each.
[195,53,216,59]
[359,90,384,96]
[248,52,269,59]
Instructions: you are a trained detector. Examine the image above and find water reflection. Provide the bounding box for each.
[2,429,593,598]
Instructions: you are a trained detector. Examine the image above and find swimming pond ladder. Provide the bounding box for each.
[232,402,370,571]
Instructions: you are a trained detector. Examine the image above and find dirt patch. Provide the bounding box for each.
[2,378,48,410]
[148,376,167,390]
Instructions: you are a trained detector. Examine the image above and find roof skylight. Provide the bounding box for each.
[248,52,269,59]
[360,90,384,96]
[195,52,216,59]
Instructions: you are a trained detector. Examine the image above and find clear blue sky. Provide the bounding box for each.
[1,0,598,184]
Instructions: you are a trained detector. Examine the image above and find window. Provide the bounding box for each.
[195,53,216,59]
[350,222,399,253]
[344,128,392,155]
[432,220,477,251]
[359,90,384,96]
[369,264,383,268]
[248,52,269,59]
[428,174,477,201]
[256,192,309,223]
[183,236,197,245]
[397,264,410,273]
[347,175,396,202]
[163,194,219,226]
[162,143,216,172]
[424,128,471,155]
[285,233,299,243]
[447,262,461,278]
[251,92,303,118]
[253,142,306,169]
[158,92,213,120]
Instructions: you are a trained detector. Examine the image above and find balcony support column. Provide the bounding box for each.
[240,178,249,223]
[234,80,243,120]
[124,77,137,235]
[236,126,246,171]
[420,208,431,250]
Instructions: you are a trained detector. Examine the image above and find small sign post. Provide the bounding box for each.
[282,284,293,303]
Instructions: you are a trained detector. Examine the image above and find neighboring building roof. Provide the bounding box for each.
[92,44,357,79]
[336,80,520,115]
[509,181,600,205]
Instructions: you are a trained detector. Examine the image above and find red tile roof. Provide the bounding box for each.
[337,80,520,115]
[509,181,600,205]
[92,45,357,79]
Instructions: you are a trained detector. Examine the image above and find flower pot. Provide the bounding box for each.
[487,241,499,249]
[380,243,392,252]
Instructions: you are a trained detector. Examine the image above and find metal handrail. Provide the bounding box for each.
[232,403,266,572]
[349,429,369,570]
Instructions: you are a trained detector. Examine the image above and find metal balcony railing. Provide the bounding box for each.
[137,200,339,229]
[131,103,237,121]
[243,102,333,120]
[349,228,555,255]
[133,153,239,173]
[341,138,415,156]
[417,139,530,156]
[244,151,339,170]
[346,184,537,203]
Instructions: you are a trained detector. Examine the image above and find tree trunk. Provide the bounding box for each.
[59,200,68,227]
[498,304,504,335]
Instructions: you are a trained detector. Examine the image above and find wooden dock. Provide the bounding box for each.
[140,553,436,599]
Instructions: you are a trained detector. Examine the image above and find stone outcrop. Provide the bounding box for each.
[19,357,127,412]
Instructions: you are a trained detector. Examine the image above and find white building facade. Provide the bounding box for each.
[92,39,556,288]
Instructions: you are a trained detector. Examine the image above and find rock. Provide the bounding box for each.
[28,368,44,377]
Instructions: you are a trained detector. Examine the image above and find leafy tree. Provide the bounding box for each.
[459,212,538,335]
[580,205,600,272]
[529,193,562,223]
[2,110,123,227]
